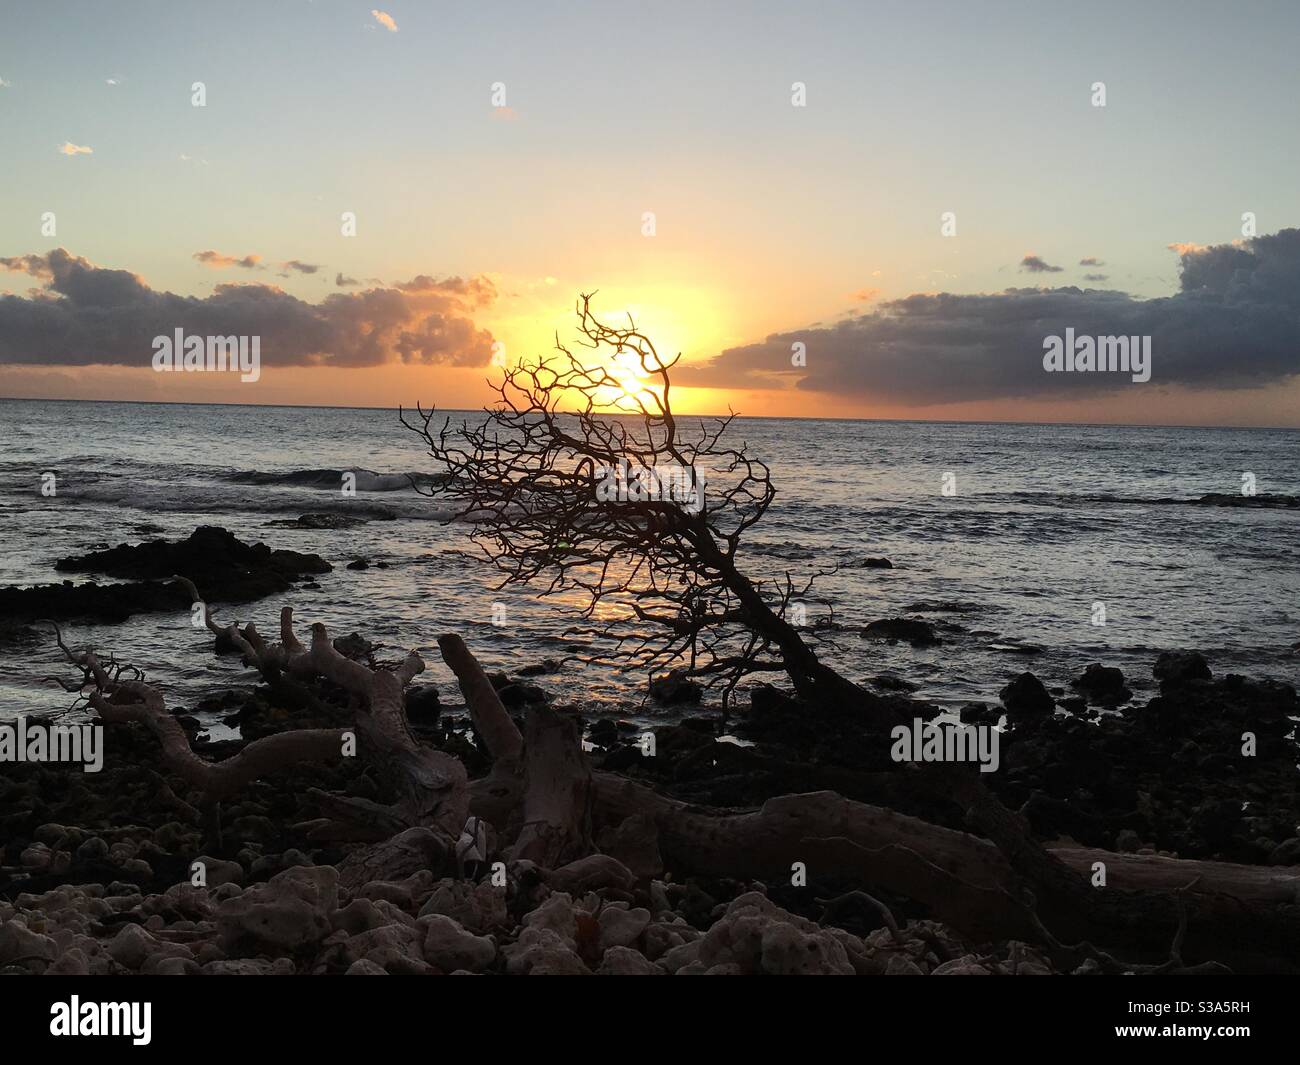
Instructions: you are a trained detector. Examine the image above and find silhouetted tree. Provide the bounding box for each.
[402,293,869,713]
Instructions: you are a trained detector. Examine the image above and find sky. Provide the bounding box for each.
[1,0,1298,425]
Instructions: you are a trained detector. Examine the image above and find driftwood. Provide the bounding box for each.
[54,608,1300,972]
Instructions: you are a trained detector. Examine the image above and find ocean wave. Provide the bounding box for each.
[37,481,449,521]
[224,468,447,492]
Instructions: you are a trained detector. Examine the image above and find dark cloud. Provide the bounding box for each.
[279,260,321,276]
[675,229,1300,404]
[1020,254,1063,274]
[1079,256,1105,266]
[194,250,262,270]
[1083,273,1109,282]
[0,248,497,369]
[336,272,359,287]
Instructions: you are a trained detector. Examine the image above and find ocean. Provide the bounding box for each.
[2,397,1298,723]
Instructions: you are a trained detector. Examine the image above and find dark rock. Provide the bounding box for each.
[1189,493,1300,509]
[501,682,548,707]
[0,624,43,650]
[1072,664,1132,705]
[57,525,330,591]
[405,685,441,724]
[750,684,801,716]
[518,659,562,677]
[868,673,918,693]
[1115,829,1141,853]
[959,702,1001,726]
[649,670,704,704]
[863,557,894,569]
[999,672,1055,720]
[7,527,331,622]
[1153,651,1212,685]
[1267,838,1300,866]
[488,673,548,707]
[346,559,370,571]
[333,633,373,659]
[0,579,189,624]
[267,513,370,530]
[862,618,940,646]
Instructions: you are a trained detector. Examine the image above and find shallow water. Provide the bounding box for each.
[2,398,1298,723]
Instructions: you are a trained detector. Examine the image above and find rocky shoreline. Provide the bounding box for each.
[2,527,1298,975]
[3,648,1297,974]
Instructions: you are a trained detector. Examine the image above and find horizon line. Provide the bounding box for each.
[1,392,1297,434]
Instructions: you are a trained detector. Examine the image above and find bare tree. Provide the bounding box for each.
[401,293,867,712]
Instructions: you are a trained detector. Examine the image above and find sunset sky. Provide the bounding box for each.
[2,1,1299,425]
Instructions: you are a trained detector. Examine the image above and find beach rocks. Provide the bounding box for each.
[418,878,508,935]
[597,905,651,951]
[487,672,550,707]
[931,955,993,975]
[862,618,940,646]
[1154,651,1213,685]
[661,892,855,976]
[862,557,894,569]
[598,945,664,975]
[1072,663,1132,705]
[215,865,338,953]
[502,926,591,975]
[405,684,441,723]
[649,669,704,704]
[0,919,58,970]
[56,525,331,601]
[545,854,637,895]
[519,659,562,676]
[421,915,496,972]
[268,512,370,530]
[0,578,190,624]
[1000,672,1056,720]
[1267,838,1300,866]
[1,526,331,623]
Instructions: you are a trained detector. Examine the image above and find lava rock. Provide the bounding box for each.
[1072,663,1132,705]
[1154,651,1213,685]
[649,670,704,704]
[405,685,441,724]
[999,672,1056,720]
[862,618,940,646]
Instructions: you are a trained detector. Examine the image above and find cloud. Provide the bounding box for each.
[58,142,93,156]
[851,287,880,303]
[1079,256,1104,266]
[0,249,498,370]
[491,106,520,122]
[1083,273,1109,282]
[106,77,119,86]
[336,273,360,287]
[674,229,1300,405]
[371,9,398,31]
[279,260,321,276]
[0,77,11,88]
[194,250,262,270]
[1020,254,1062,274]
